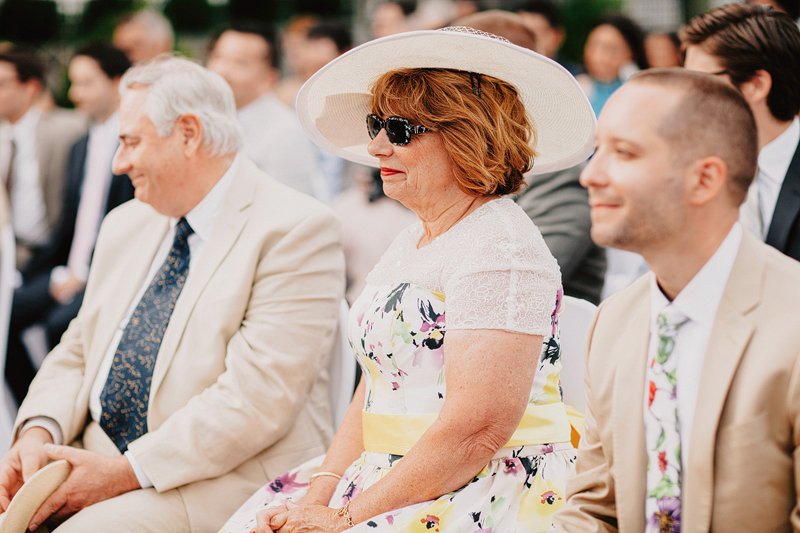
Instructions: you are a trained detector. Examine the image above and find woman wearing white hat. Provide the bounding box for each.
[220,27,595,533]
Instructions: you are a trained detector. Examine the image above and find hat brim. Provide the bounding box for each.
[0,460,70,533]
[296,29,596,175]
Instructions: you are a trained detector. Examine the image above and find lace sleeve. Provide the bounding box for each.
[444,209,561,336]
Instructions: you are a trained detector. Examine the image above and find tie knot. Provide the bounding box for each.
[174,217,194,242]
[657,306,688,337]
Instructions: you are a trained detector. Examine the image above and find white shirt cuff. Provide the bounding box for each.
[49,265,70,287]
[125,451,153,488]
[19,417,63,445]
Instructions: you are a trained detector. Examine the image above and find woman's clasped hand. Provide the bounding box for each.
[255,501,347,533]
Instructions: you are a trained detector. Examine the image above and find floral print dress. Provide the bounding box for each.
[221,197,575,532]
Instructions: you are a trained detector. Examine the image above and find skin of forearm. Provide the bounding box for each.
[347,417,515,524]
[345,330,540,523]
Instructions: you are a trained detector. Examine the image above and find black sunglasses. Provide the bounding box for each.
[366,114,430,146]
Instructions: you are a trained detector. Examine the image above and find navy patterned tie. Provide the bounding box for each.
[100,217,194,452]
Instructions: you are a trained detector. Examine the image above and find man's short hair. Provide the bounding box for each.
[307,21,352,54]
[631,68,758,204]
[120,56,243,156]
[0,46,45,84]
[211,22,279,70]
[680,4,800,121]
[116,9,174,46]
[453,10,538,52]
[383,0,417,17]
[74,42,132,80]
[515,0,561,28]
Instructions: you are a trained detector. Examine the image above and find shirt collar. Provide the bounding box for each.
[174,153,241,242]
[10,106,41,141]
[89,111,119,137]
[650,223,743,328]
[758,117,800,186]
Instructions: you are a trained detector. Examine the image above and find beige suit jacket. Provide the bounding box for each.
[14,158,345,530]
[36,108,87,229]
[554,232,800,532]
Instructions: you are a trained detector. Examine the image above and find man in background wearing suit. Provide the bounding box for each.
[682,4,800,261]
[4,43,135,405]
[0,56,344,532]
[0,48,86,269]
[554,69,800,531]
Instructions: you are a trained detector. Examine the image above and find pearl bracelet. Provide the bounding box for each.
[309,471,342,482]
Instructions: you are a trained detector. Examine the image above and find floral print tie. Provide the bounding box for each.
[99,217,194,452]
[645,306,689,533]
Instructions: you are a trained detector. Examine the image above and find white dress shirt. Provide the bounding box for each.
[51,113,120,285]
[237,92,325,199]
[25,155,239,488]
[646,223,742,471]
[7,107,49,246]
[742,117,800,239]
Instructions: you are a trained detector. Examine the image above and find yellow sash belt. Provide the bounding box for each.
[362,402,572,456]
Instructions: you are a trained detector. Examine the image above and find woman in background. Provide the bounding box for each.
[577,13,648,116]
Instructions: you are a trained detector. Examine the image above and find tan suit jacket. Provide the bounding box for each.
[14,158,345,530]
[36,109,87,229]
[554,232,800,532]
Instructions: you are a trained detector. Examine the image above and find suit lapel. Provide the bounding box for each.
[148,160,257,398]
[611,277,651,531]
[765,138,800,251]
[683,233,761,532]
[85,213,169,381]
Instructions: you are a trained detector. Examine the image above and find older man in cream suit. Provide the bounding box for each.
[553,69,800,532]
[0,57,344,532]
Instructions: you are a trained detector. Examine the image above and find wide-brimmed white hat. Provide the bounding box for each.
[296,27,596,175]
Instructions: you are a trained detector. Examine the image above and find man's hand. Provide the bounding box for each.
[0,427,53,511]
[49,272,85,305]
[28,445,141,531]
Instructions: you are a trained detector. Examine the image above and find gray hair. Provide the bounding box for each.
[120,56,243,155]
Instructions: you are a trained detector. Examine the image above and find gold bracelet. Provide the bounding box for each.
[309,471,342,482]
[337,500,355,527]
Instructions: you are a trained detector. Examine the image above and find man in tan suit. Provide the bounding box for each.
[0,56,344,532]
[553,69,800,532]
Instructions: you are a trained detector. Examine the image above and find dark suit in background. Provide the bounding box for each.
[765,138,800,261]
[516,164,606,304]
[5,135,134,403]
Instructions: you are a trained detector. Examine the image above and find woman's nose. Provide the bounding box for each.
[367,128,393,158]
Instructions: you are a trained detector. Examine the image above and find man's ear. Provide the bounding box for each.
[175,114,203,156]
[687,155,728,206]
[738,69,772,106]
